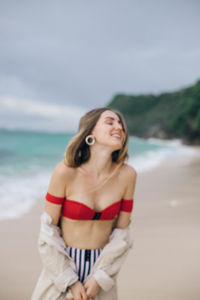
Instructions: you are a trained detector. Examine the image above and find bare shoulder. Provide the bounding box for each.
[120,163,137,181]
[47,161,75,197]
[119,163,137,199]
[54,160,76,179]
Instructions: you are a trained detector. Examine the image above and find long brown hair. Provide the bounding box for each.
[63,107,129,193]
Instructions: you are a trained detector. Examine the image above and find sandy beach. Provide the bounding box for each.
[1,146,200,300]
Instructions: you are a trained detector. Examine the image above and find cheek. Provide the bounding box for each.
[96,132,109,143]
[93,124,110,139]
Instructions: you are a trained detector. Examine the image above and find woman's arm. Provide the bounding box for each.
[44,162,67,225]
[89,165,137,292]
[116,165,137,228]
[37,163,79,294]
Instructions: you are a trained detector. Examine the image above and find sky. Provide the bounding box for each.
[0,0,200,133]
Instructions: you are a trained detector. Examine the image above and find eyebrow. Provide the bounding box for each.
[104,116,121,123]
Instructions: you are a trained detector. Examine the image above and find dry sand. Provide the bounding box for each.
[1,146,200,300]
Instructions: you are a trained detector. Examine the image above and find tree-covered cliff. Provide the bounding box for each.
[106,79,200,145]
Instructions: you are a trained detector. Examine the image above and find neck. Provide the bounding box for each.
[80,144,114,179]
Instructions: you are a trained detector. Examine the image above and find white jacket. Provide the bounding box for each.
[31,212,134,300]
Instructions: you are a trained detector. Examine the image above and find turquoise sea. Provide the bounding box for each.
[0,129,196,220]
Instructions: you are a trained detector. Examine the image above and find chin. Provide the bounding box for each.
[112,144,122,151]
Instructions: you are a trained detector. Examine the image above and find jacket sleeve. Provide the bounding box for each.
[91,221,134,292]
[37,212,79,294]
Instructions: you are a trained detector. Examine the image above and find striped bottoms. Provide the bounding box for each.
[66,245,103,283]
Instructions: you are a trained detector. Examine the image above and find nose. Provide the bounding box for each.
[115,122,123,131]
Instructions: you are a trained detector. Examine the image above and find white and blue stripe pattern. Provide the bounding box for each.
[66,246,103,283]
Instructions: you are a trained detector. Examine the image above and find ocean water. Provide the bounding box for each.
[0,129,197,220]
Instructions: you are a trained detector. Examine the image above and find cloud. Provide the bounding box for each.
[0,0,200,131]
[0,95,87,132]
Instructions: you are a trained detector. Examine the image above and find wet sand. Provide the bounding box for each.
[0,146,200,300]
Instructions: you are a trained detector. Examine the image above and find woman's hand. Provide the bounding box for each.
[70,280,88,300]
[83,277,100,298]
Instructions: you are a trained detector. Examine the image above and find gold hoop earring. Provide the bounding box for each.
[85,135,95,145]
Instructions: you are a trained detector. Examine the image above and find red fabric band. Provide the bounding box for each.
[121,199,134,212]
[45,192,65,205]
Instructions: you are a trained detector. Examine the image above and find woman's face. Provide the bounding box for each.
[91,110,125,151]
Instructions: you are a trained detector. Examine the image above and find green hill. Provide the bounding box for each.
[106,79,200,145]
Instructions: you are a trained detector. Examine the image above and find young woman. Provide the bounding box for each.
[32,107,137,300]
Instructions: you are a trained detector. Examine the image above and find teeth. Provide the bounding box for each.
[112,134,121,138]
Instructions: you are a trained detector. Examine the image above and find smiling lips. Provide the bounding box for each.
[111,133,123,142]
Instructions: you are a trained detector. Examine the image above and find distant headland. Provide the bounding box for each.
[106,79,200,145]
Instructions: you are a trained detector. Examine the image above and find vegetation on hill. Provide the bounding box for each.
[106,79,200,145]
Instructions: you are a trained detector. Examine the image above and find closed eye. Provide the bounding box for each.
[105,120,125,131]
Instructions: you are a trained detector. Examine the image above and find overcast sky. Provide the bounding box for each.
[0,0,199,132]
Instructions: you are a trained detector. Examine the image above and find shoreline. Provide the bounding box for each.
[0,137,198,221]
[0,145,200,300]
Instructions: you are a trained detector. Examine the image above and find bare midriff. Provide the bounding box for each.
[61,217,116,249]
